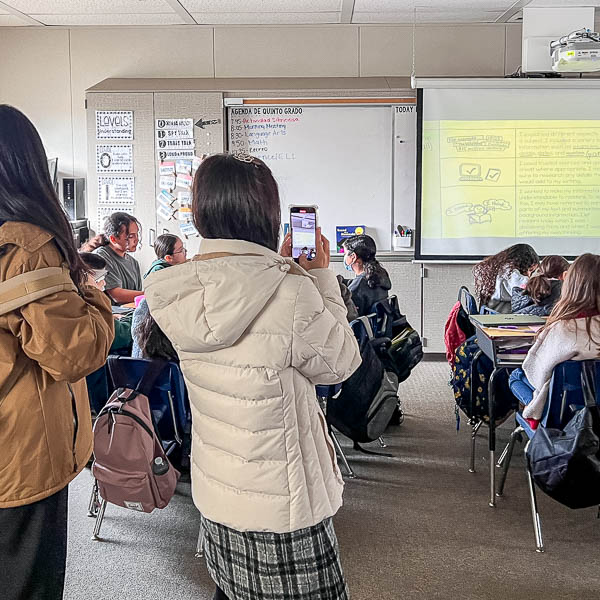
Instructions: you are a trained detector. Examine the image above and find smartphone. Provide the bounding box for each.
[289,205,318,261]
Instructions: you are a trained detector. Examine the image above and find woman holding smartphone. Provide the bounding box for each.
[145,152,361,600]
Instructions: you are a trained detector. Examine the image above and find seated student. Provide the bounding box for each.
[342,234,391,316]
[509,253,600,428]
[79,252,132,353]
[82,212,142,305]
[131,234,187,358]
[473,243,539,313]
[79,252,133,415]
[144,233,187,278]
[511,254,569,316]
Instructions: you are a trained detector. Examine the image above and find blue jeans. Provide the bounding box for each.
[509,368,534,406]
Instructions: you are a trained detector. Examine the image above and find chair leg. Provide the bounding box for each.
[469,420,482,473]
[92,498,107,541]
[524,441,545,552]
[329,429,356,479]
[496,426,524,497]
[195,523,204,559]
[87,479,100,517]
[378,436,387,448]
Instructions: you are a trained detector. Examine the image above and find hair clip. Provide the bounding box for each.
[231,152,257,165]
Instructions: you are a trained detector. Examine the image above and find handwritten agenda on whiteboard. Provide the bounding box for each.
[228,105,397,251]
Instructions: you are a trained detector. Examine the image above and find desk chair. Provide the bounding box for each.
[316,384,356,478]
[496,360,600,551]
[88,357,190,540]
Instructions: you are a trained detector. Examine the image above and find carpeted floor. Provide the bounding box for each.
[64,360,600,600]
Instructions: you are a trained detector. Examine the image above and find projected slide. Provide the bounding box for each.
[422,120,600,246]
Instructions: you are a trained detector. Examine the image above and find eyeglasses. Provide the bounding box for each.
[172,247,187,255]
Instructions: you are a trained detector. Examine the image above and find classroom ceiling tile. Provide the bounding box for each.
[3,0,173,14]
[353,9,505,23]
[192,11,340,24]
[182,0,341,11]
[30,13,187,25]
[0,14,30,25]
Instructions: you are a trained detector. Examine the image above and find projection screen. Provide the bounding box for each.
[416,85,600,260]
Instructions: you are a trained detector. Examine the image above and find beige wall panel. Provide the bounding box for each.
[361,25,506,77]
[86,92,156,268]
[0,29,73,176]
[422,264,476,353]
[505,24,523,76]
[214,27,359,77]
[70,27,214,176]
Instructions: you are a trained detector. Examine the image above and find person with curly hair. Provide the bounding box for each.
[472,243,539,313]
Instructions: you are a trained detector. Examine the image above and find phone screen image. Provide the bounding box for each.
[291,209,316,260]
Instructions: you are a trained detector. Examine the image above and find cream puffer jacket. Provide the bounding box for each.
[144,239,361,533]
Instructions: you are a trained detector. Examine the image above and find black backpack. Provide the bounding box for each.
[327,317,399,444]
[527,362,600,509]
[371,296,423,383]
[451,335,516,426]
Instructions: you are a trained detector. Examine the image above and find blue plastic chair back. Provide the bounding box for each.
[517,360,600,436]
[542,360,600,429]
[107,356,190,446]
[458,286,478,316]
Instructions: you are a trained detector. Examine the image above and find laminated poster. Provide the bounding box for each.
[96,111,133,140]
[96,144,133,173]
[98,176,134,205]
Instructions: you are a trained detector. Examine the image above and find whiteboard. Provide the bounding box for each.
[228,104,397,251]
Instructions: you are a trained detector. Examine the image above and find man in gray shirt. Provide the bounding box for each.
[92,213,142,305]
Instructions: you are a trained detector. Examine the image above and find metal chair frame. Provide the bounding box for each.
[88,358,189,541]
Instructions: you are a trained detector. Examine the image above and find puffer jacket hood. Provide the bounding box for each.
[145,240,306,353]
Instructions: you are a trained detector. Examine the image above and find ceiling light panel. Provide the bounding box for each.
[192,11,339,23]
[31,12,187,25]
[182,0,341,12]
[354,0,514,10]
[527,0,600,6]
[3,0,173,14]
[353,9,505,23]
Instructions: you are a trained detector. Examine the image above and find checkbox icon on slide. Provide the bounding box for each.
[486,168,501,182]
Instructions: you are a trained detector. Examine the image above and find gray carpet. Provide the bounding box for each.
[64,361,600,600]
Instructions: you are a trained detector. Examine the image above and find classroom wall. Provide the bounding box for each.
[0,23,523,178]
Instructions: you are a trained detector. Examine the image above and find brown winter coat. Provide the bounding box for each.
[0,221,114,508]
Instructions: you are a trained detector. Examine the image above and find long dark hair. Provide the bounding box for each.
[342,234,388,289]
[0,105,86,285]
[136,306,177,361]
[473,244,539,304]
[192,153,281,252]
[81,212,139,251]
[525,255,569,304]
[154,233,178,259]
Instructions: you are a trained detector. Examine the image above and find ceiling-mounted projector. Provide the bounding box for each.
[551,28,600,72]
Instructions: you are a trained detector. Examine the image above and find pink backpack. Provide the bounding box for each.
[92,361,180,513]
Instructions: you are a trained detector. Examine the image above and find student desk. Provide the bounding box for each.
[469,315,546,507]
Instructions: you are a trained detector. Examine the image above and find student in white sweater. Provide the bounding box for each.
[473,243,539,313]
[509,253,600,425]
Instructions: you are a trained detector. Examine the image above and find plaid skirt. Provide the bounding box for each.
[200,516,349,600]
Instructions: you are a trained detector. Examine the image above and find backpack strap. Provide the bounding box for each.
[0,266,76,316]
[0,265,76,407]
